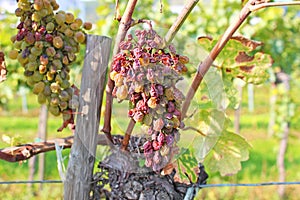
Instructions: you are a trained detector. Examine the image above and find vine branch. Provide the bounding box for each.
[121,119,136,150]
[102,0,138,142]
[0,135,109,163]
[164,0,199,46]
[181,0,300,118]
[249,1,300,12]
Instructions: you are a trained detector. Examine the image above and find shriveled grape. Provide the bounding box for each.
[110,29,188,171]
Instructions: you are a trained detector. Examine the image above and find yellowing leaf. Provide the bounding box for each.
[197,35,272,84]
[224,52,272,84]
[204,131,251,176]
[182,109,228,161]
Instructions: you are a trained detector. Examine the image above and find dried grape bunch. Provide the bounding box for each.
[110,29,189,171]
[10,0,92,130]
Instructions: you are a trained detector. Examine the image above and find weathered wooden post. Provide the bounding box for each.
[64,35,112,200]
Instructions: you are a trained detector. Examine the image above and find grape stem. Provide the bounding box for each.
[130,19,153,29]
[249,1,300,12]
[181,0,300,119]
[164,0,199,46]
[121,119,136,151]
[102,0,138,143]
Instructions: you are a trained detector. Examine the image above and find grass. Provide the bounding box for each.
[0,84,300,199]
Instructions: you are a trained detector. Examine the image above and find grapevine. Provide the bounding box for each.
[9,0,92,130]
[110,28,189,171]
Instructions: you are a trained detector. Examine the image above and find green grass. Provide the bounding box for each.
[1,84,300,199]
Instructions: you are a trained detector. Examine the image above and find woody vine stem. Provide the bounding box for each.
[102,0,300,150]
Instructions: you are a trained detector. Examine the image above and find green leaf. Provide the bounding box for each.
[203,68,228,109]
[176,148,199,182]
[223,77,240,109]
[204,131,251,176]
[182,109,228,161]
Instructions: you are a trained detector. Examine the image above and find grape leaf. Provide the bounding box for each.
[223,52,272,84]
[203,68,227,110]
[176,148,199,182]
[182,109,229,161]
[197,35,272,84]
[202,68,240,109]
[204,131,251,176]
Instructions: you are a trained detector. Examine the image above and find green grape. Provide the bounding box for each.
[43,84,52,96]
[32,70,44,82]
[8,50,19,60]
[30,47,42,56]
[18,2,31,11]
[38,92,47,104]
[10,35,17,43]
[68,98,79,109]
[26,78,35,87]
[52,59,62,69]
[59,101,68,110]
[55,74,63,84]
[49,105,60,116]
[27,61,38,71]
[21,41,30,50]
[17,53,28,65]
[39,9,49,18]
[54,13,65,25]
[46,22,55,32]
[15,8,24,17]
[32,12,42,22]
[28,54,37,62]
[59,90,70,101]
[13,41,22,49]
[61,79,70,89]
[33,81,45,95]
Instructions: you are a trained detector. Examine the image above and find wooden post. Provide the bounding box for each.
[28,104,48,191]
[38,104,48,190]
[64,35,112,200]
[234,85,243,134]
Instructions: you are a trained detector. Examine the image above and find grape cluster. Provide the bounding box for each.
[9,0,92,127]
[110,29,189,171]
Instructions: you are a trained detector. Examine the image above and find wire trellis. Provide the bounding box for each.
[1,180,300,188]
